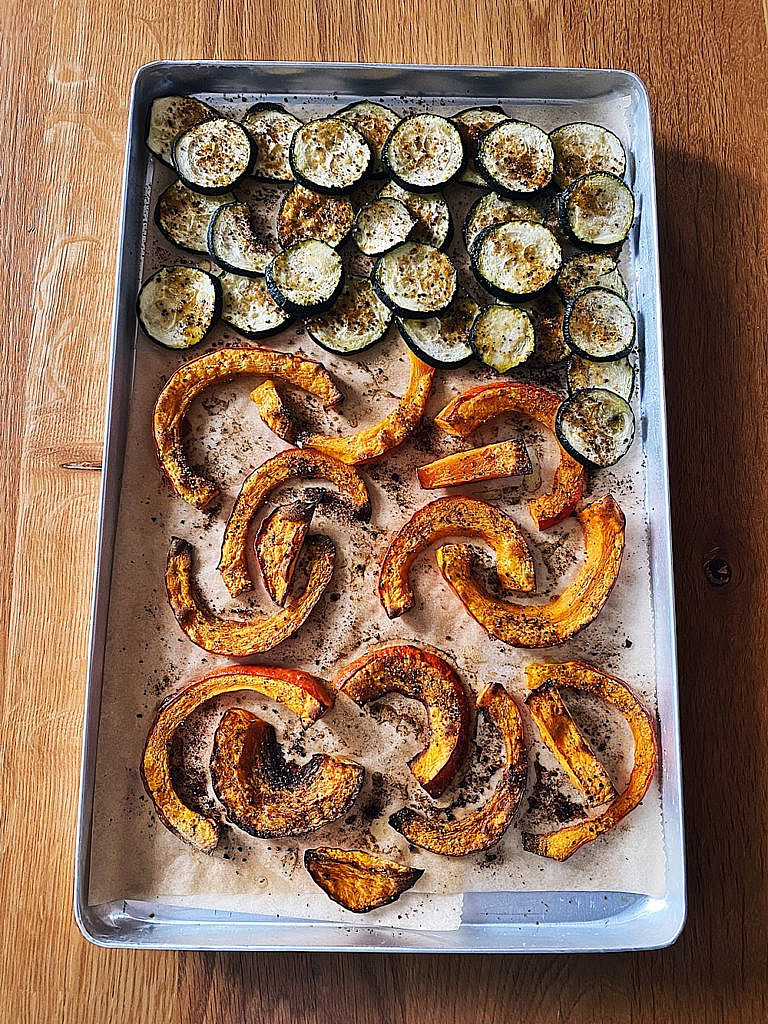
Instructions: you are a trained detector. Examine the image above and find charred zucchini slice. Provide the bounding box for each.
[352,197,416,256]
[567,354,636,401]
[145,95,216,168]
[207,201,273,276]
[372,242,457,319]
[265,239,344,315]
[241,102,302,183]
[564,286,635,361]
[470,304,534,373]
[527,290,569,365]
[397,293,479,368]
[550,122,626,188]
[137,266,221,349]
[383,113,464,192]
[559,171,634,247]
[172,118,255,194]
[155,181,235,255]
[463,191,541,249]
[304,275,392,355]
[477,120,554,195]
[470,220,562,300]
[336,100,400,176]
[220,272,292,338]
[378,182,452,249]
[556,252,628,301]
[453,106,508,186]
[277,184,355,249]
[555,388,635,468]
[289,117,371,194]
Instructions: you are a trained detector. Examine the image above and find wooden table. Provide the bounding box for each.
[2,1,767,1021]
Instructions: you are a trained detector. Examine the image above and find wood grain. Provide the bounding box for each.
[2,1,767,1021]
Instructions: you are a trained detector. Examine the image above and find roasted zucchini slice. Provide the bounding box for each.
[555,388,636,468]
[559,171,635,247]
[137,266,221,349]
[452,106,508,186]
[564,286,635,361]
[550,122,626,188]
[207,201,273,276]
[155,181,235,255]
[476,120,554,195]
[378,181,452,249]
[527,290,569,365]
[336,100,401,176]
[383,113,464,192]
[567,354,636,401]
[172,117,255,194]
[289,117,371,194]
[397,292,479,368]
[265,239,344,315]
[352,197,416,256]
[277,184,355,249]
[470,304,534,373]
[470,220,562,300]
[304,275,392,355]
[241,102,302,183]
[372,242,457,319]
[220,272,292,338]
[145,94,216,168]
[556,252,628,301]
[463,191,541,249]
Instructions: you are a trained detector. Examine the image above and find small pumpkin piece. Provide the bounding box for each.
[250,380,298,443]
[417,438,532,490]
[304,847,423,913]
[255,500,315,605]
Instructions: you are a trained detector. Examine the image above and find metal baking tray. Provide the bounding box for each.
[75,60,685,952]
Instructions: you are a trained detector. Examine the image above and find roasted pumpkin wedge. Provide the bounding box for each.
[255,500,315,606]
[435,380,586,530]
[210,708,364,838]
[378,495,535,619]
[526,680,617,807]
[249,379,298,443]
[436,494,625,648]
[141,665,333,853]
[219,448,370,597]
[389,682,527,855]
[304,847,423,913]
[417,438,532,489]
[153,346,343,509]
[303,351,434,465]
[335,645,471,797]
[167,534,335,656]
[522,661,658,861]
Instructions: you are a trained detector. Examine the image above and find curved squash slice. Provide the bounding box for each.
[255,500,315,606]
[250,379,298,443]
[141,665,333,853]
[167,534,335,656]
[522,661,658,861]
[436,494,624,648]
[210,708,364,838]
[303,351,434,465]
[389,682,527,855]
[417,438,532,489]
[153,346,343,509]
[435,380,586,530]
[219,448,369,597]
[335,645,471,796]
[378,496,535,619]
[304,847,423,913]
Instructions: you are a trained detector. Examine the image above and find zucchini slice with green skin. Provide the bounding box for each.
[378,182,452,249]
[383,113,465,192]
[145,95,217,168]
[241,102,302,183]
[277,185,355,249]
[352,197,416,256]
[220,272,292,339]
[372,242,457,319]
[397,292,480,368]
[172,118,255,194]
[137,266,221,349]
[304,275,392,355]
[564,286,635,361]
[207,202,273,276]
[452,106,508,186]
[289,117,371,195]
[555,388,635,468]
[470,220,562,300]
[527,290,569,365]
[155,181,235,255]
[558,171,635,248]
[463,191,541,249]
[476,120,554,195]
[567,354,636,402]
[470,304,534,373]
[265,239,344,316]
[336,100,400,176]
[550,122,626,189]
[556,252,628,302]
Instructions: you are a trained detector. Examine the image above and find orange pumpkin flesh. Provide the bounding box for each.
[378,496,536,619]
[335,645,471,797]
[304,847,423,913]
[389,682,527,856]
[522,661,658,861]
[140,665,333,853]
[210,708,364,838]
[152,346,342,509]
[417,438,532,490]
[250,379,298,443]
[255,500,315,606]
